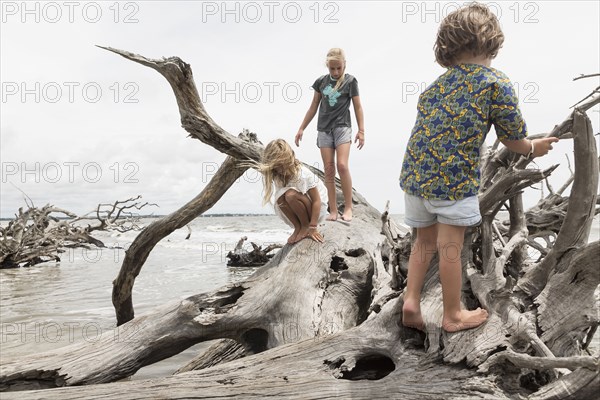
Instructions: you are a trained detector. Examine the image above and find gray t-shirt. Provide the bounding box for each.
[312,74,359,132]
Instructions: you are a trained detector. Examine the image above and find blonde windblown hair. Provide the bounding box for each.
[325,48,346,92]
[434,2,504,68]
[257,139,301,205]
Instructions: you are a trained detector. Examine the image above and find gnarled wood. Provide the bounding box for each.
[1,205,100,268]
[226,237,283,267]
[1,299,511,400]
[2,49,598,399]
[0,197,158,269]
[1,209,382,390]
[519,110,599,297]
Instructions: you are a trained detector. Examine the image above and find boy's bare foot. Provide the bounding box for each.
[341,209,353,222]
[326,212,338,221]
[442,308,489,332]
[402,297,425,331]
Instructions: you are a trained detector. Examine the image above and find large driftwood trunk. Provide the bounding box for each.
[0,49,598,399]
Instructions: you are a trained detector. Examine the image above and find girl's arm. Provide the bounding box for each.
[306,187,324,243]
[295,92,322,147]
[352,95,365,150]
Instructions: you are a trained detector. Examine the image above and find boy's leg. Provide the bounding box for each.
[277,196,302,244]
[402,224,438,330]
[283,190,313,242]
[320,147,338,221]
[437,223,488,332]
[335,142,353,221]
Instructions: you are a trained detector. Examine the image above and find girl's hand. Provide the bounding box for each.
[307,226,324,243]
[355,131,364,150]
[295,130,304,147]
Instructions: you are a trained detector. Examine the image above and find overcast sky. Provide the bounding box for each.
[1,0,599,219]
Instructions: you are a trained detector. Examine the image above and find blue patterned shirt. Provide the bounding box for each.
[400,64,527,200]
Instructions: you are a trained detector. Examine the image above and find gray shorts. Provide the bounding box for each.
[403,193,482,228]
[317,126,352,148]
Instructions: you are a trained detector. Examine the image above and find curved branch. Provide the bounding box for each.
[112,155,248,325]
[573,73,600,81]
[98,46,263,162]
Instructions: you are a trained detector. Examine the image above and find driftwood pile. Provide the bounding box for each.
[0,196,154,268]
[0,49,598,399]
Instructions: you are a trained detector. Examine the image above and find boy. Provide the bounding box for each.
[399,2,558,332]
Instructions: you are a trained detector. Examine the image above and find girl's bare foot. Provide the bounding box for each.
[341,208,353,222]
[288,229,300,244]
[402,297,425,331]
[294,227,311,242]
[442,308,489,332]
[326,212,338,221]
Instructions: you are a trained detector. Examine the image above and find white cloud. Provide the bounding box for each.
[1,1,599,218]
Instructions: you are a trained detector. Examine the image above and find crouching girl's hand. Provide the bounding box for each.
[307,226,324,243]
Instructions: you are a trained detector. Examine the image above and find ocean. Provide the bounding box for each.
[1,214,598,380]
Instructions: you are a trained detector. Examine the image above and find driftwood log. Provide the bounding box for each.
[226,236,283,267]
[0,48,598,399]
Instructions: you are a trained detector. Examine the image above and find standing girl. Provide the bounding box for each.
[258,139,327,244]
[295,48,365,222]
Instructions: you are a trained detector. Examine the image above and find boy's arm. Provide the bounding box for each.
[295,92,321,147]
[501,137,559,159]
[352,95,365,149]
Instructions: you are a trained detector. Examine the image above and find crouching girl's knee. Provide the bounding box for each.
[284,189,299,202]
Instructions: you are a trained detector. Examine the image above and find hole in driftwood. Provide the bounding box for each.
[520,370,552,392]
[215,286,245,306]
[345,248,366,257]
[241,328,269,354]
[339,354,395,381]
[330,256,348,272]
[324,356,346,370]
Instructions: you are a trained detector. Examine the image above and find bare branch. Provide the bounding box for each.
[573,73,600,81]
[479,348,598,373]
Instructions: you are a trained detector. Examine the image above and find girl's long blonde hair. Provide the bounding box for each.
[325,48,346,92]
[257,139,301,205]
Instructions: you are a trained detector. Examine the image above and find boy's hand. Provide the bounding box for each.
[532,137,559,158]
[295,130,304,147]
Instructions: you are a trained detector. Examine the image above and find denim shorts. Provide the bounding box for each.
[317,126,352,148]
[403,193,482,228]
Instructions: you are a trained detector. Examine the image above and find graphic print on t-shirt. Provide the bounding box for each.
[323,84,341,106]
[312,74,359,132]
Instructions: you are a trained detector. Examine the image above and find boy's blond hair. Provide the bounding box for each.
[434,2,504,68]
